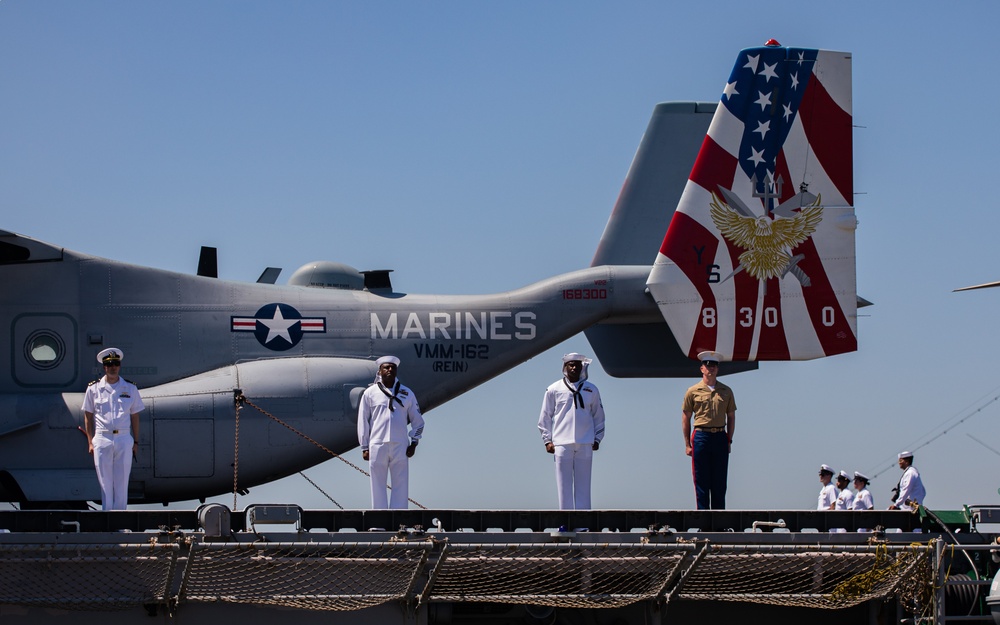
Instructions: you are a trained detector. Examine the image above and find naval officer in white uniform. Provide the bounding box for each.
[817,464,838,510]
[834,470,854,510]
[888,451,926,510]
[537,353,606,510]
[851,471,874,510]
[357,355,425,509]
[82,348,145,510]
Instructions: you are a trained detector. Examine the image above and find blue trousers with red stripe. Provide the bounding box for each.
[691,430,729,510]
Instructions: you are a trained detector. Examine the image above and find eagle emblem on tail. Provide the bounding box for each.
[709,191,823,281]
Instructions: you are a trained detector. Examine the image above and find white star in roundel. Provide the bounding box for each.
[259,306,298,344]
[722,81,739,100]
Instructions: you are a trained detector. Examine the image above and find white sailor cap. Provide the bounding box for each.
[375,355,400,367]
[898,450,914,460]
[97,347,123,364]
[819,464,834,475]
[853,471,870,482]
[837,470,850,480]
[562,353,591,364]
[697,350,723,364]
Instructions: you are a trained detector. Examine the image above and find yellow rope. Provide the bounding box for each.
[826,540,933,613]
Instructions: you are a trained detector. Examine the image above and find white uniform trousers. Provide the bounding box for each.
[93,431,133,510]
[368,442,409,509]
[554,443,593,510]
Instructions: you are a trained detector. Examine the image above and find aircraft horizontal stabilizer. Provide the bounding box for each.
[647,42,858,362]
[586,322,757,378]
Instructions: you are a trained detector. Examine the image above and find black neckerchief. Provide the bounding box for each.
[377,380,404,411]
[562,377,585,409]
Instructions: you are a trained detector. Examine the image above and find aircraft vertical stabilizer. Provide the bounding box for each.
[647,42,857,361]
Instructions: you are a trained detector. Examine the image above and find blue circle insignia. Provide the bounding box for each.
[252,303,304,351]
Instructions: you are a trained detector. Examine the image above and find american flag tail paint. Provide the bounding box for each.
[646,43,857,362]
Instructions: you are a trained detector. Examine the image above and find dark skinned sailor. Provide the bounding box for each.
[538,353,606,510]
[358,355,425,509]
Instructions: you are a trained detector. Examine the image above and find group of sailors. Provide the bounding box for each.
[817,465,874,511]
[817,451,926,512]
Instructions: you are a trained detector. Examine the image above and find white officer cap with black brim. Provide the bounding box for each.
[697,350,723,364]
[97,347,123,364]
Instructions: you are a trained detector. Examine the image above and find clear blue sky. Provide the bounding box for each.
[3,1,1000,513]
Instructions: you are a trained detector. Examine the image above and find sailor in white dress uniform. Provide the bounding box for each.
[538,353,606,510]
[357,355,425,509]
[82,348,145,510]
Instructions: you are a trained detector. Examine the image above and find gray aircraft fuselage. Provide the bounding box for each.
[1,237,658,505]
[1,101,727,507]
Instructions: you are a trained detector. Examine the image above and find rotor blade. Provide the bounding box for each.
[954,281,1000,292]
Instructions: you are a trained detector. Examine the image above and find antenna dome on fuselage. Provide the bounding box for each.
[287,261,364,290]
